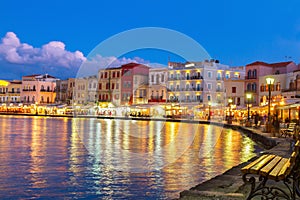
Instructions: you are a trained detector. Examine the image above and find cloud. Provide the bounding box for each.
[0,32,86,68]
[0,32,163,80]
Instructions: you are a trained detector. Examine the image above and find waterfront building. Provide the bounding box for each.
[0,80,22,104]
[223,66,246,108]
[67,78,75,104]
[245,61,298,107]
[87,75,98,105]
[98,67,122,107]
[73,77,88,105]
[259,73,286,107]
[120,63,149,106]
[55,79,68,104]
[21,74,58,104]
[166,60,243,119]
[148,68,168,103]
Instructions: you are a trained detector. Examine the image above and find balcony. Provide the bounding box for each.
[168,87,204,92]
[22,89,36,92]
[148,97,166,103]
[40,89,53,92]
[8,91,20,94]
[216,88,223,92]
[216,77,222,81]
[245,76,257,80]
[245,89,257,93]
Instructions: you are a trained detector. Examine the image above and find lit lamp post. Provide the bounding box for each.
[266,77,275,133]
[228,98,233,124]
[246,93,252,126]
[208,101,211,121]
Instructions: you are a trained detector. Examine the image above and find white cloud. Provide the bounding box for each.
[0,32,86,68]
[0,31,163,79]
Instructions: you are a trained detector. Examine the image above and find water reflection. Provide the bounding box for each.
[0,116,262,199]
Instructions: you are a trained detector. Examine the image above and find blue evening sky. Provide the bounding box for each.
[0,0,299,79]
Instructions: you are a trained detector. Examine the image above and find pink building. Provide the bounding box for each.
[120,63,149,105]
[245,61,298,106]
[21,74,58,104]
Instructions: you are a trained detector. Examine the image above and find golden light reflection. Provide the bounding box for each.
[0,116,262,199]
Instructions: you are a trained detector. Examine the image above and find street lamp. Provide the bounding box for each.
[246,93,252,122]
[266,77,275,132]
[208,101,211,121]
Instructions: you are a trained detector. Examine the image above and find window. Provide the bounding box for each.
[186,73,190,80]
[232,87,236,93]
[99,83,102,90]
[186,84,189,90]
[237,97,240,106]
[260,84,264,92]
[161,74,164,82]
[247,83,251,91]
[225,73,229,79]
[208,71,212,78]
[112,72,115,78]
[207,83,212,90]
[112,83,115,89]
[134,77,138,84]
[253,69,257,78]
[151,75,154,82]
[156,74,159,83]
[247,70,252,79]
[104,72,107,78]
[117,71,120,77]
[116,83,119,89]
[208,95,211,101]
[276,82,281,91]
[252,83,256,91]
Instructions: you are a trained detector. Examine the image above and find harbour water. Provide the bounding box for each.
[0,116,262,199]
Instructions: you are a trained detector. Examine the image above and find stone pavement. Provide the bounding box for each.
[178,125,294,200]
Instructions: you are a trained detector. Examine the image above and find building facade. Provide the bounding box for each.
[55,79,68,104]
[148,68,168,103]
[0,80,22,104]
[21,74,58,104]
[245,61,298,106]
[120,63,149,105]
[98,67,122,106]
[73,78,88,105]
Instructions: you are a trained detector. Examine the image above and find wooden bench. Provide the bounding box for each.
[241,140,300,199]
[281,123,297,138]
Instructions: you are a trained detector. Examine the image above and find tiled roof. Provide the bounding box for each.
[246,61,293,67]
[22,74,41,77]
[121,62,149,68]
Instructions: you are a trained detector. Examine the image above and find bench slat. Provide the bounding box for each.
[277,159,291,180]
[259,156,282,177]
[268,157,289,181]
[249,155,276,174]
[241,154,269,174]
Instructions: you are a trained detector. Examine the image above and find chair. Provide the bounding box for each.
[280,122,296,137]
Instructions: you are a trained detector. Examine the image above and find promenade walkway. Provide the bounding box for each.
[178,122,294,200]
